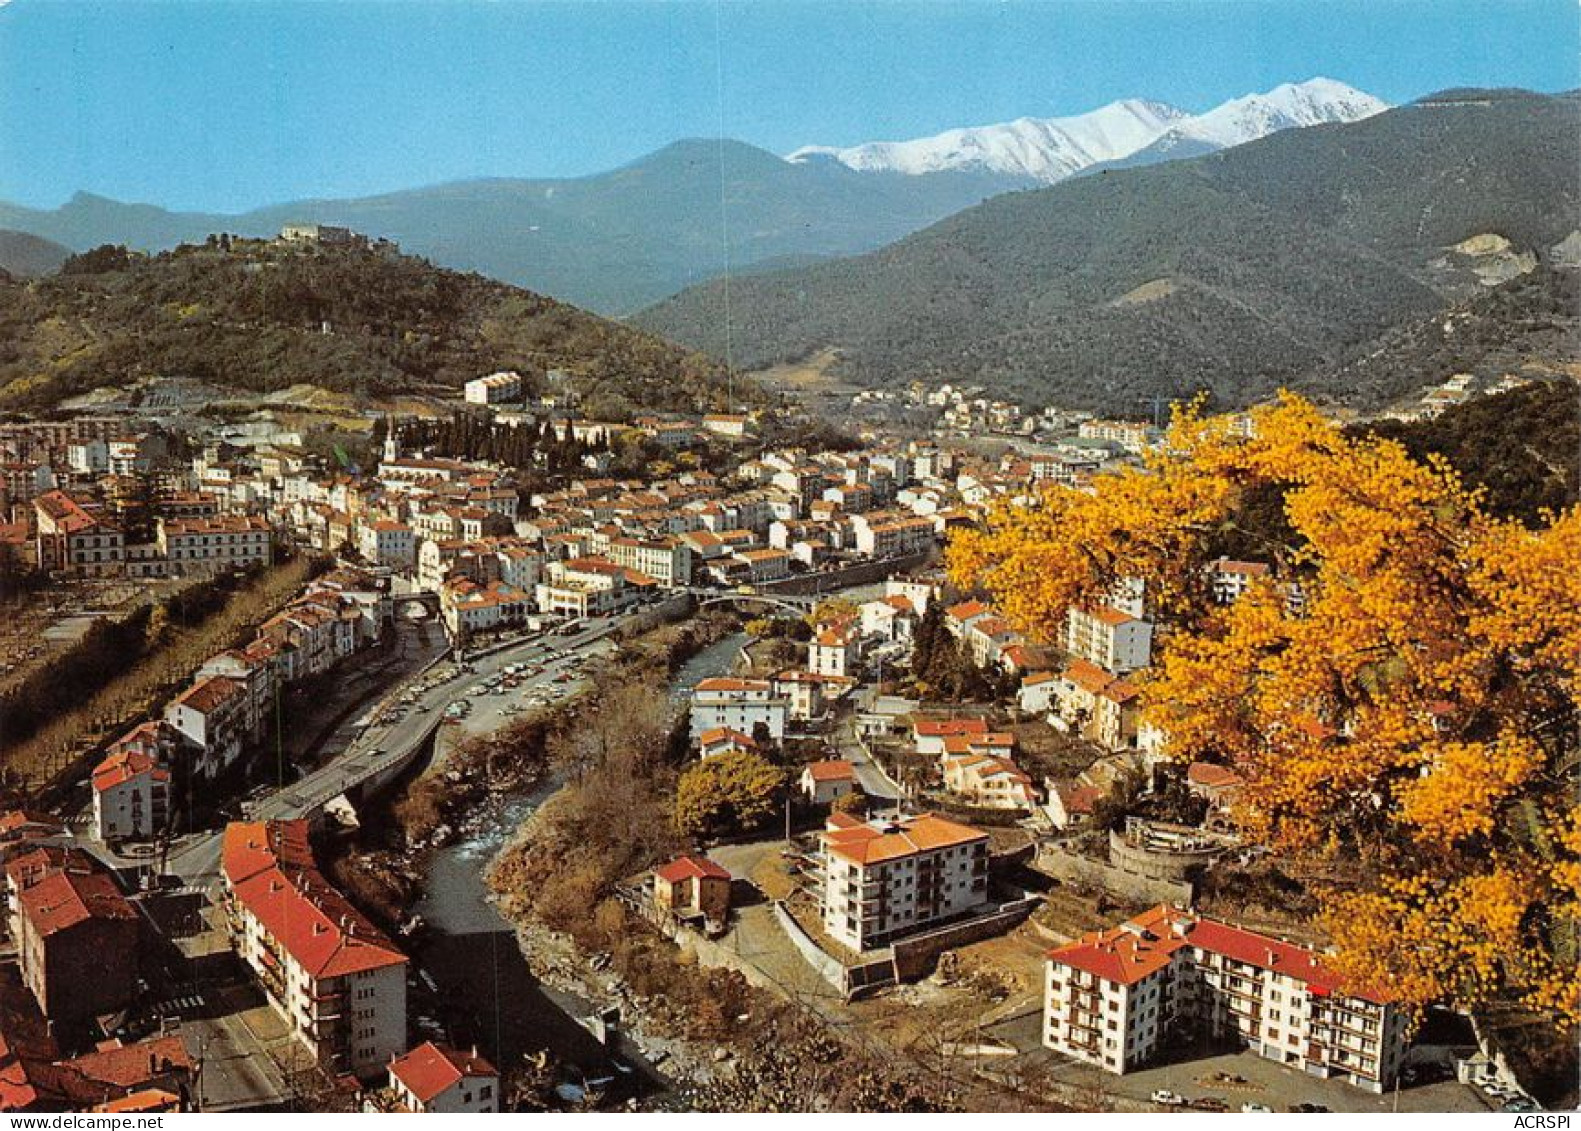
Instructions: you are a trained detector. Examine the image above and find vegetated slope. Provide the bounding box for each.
[0,141,1026,314]
[0,239,739,415]
[637,89,1579,410]
[1296,264,1580,411]
[1352,379,1580,526]
[0,230,70,277]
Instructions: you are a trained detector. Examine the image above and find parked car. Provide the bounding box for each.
[1151,1091,1187,1106]
[1191,1098,1230,1112]
[1287,1103,1330,1113]
[1241,1103,1273,1114]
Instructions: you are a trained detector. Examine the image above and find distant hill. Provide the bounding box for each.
[0,230,70,277]
[636,89,1579,411]
[1296,264,1580,412]
[1353,379,1579,526]
[0,142,1025,315]
[0,238,738,415]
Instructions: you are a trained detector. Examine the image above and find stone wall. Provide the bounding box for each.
[1035,843,1194,906]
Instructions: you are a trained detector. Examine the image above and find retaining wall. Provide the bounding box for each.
[1035,843,1194,905]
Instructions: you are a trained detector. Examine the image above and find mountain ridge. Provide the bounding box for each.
[636,89,1578,412]
[786,78,1387,183]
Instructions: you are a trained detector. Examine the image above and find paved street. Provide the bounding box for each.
[157,609,646,888]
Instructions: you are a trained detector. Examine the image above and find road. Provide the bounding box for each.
[833,708,905,803]
[160,610,643,887]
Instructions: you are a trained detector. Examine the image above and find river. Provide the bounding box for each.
[408,630,751,1090]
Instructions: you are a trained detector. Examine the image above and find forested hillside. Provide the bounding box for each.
[0,237,742,415]
[1354,379,1579,526]
[638,89,1579,410]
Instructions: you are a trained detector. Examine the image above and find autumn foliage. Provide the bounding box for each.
[949,394,1580,1025]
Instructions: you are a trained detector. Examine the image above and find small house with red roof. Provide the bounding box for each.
[798,759,856,805]
[696,727,757,760]
[386,1042,498,1113]
[651,854,732,923]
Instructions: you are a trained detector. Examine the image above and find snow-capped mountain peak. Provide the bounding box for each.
[788,79,1388,184]
[1167,77,1389,148]
[787,98,1189,183]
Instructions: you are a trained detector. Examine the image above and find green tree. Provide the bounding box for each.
[674,750,782,839]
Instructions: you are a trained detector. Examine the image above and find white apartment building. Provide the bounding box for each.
[808,622,860,678]
[853,515,935,559]
[817,812,991,951]
[1208,557,1272,604]
[689,678,788,742]
[357,519,416,572]
[1065,605,1153,673]
[463,370,523,405]
[165,675,248,779]
[605,536,692,587]
[90,741,171,841]
[1045,905,1409,1092]
[156,515,273,571]
[222,821,408,1078]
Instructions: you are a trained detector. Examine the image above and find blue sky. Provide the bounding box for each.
[0,0,1574,212]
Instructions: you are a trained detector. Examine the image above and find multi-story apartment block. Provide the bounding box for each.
[1065,604,1152,673]
[1207,557,1272,604]
[34,490,124,575]
[817,812,991,951]
[853,514,935,559]
[605,536,692,587]
[156,515,273,571]
[164,674,247,779]
[808,621,860,679]
[463,370,523,405]
[15,852,139,1027]
[1044,905,1408,1093]
[356,519,416,571]
[689,678,788,742]
[90,743,171,842]
[221,821,408,1078]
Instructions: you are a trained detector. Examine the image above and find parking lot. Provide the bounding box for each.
[1017,1042,1494,1113]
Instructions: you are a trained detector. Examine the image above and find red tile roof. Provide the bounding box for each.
[822,813,986,866]
[653,854,731,884]
[223,820,405,979]
[913,717,988,738]
[91,748,169,793]
[389,1042,497,1105]
[698,727,756,749]
[18,867,135,937]
[1049,905,1386,1001]
[1187,761,1244,790]
[803,759,855,782]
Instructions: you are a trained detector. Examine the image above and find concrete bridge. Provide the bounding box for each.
[688,589,817,616]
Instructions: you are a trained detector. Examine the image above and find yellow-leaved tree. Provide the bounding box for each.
[949,393,1580,1025]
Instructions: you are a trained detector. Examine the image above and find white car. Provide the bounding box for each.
[1151,1091,1186,1107]
[1241,1103,1272,1114]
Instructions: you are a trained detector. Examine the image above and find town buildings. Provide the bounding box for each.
[816,812,991,951]
[1044,905,1408,1093]
[90,740,171,842]
[463,371,524,406]
[799,759,857,805]
[14,851,138,1029]
[221,821,408,1077]
[689,678,788,742]
[385,1043,499,1114]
